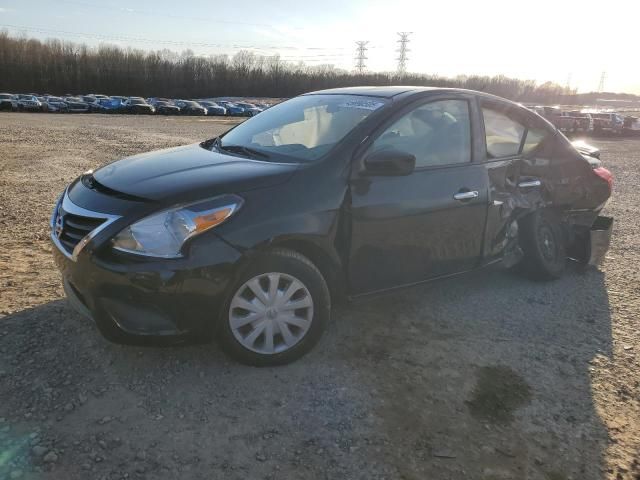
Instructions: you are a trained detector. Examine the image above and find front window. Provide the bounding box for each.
[129,99,146,105]
[369,99,471,167]
[0,94,12,99]
[220,94,387,162]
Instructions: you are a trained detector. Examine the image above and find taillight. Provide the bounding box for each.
[593,166,613,192]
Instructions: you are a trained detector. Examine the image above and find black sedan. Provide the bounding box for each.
[124,98,155,115]
[175,100,207,116]
[51,86,613,365]
[154,101,181,115]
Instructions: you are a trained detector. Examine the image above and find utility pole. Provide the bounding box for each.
[396,32,411,78]
[597,71,606,93]
[354,41,368,74]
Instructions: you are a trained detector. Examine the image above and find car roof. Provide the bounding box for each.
[306,86,432,98]
[304,86,525,106]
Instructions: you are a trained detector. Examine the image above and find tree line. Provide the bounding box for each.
[0,31,585,103]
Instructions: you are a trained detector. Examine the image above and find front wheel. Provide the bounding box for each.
[217,249,330,366]
[518,210,567,280]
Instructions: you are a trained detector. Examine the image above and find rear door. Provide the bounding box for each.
[347,94,489,294]
[479,99,552,261]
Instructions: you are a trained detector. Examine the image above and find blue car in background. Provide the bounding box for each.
[93,97,126,113]
[216,100,246,116]
[198,101,227,116]
[235,102,263,117]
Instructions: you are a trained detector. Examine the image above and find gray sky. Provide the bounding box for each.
[1,0,638,94]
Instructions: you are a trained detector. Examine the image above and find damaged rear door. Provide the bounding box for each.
[478,98,556,263]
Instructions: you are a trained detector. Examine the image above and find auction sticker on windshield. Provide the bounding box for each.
[338,99,386,110]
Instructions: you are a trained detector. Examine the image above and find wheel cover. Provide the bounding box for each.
[229,272,314,355]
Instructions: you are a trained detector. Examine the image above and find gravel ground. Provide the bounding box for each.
[0,113,638,480]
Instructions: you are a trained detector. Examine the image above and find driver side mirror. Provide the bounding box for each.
[363,149,416,176]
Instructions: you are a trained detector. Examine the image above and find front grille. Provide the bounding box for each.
[55,209,106,255]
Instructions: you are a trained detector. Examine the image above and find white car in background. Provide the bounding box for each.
[16,95,42,111]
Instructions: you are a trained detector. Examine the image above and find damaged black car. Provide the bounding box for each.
[50,86,613,365]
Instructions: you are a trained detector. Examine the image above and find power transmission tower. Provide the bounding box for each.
[396,32,411,78]
[597,71,606,93]
[354,41,368,74]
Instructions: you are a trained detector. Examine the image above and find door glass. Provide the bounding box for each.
[482,108,525,158]
[370,100,471,167]
[522,127,547,154]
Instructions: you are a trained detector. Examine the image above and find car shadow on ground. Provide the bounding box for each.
[0,264,612,479]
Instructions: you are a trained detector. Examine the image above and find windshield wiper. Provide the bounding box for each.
[219,144,271,160]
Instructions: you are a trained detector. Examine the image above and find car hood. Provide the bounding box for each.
[92,143,299,202]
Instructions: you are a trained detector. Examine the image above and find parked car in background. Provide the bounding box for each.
[92,97,126,114]
[41,96,69,113]
[50,86,613,365]
[216,100,246,116]
[565,111,593,133]
[198,101,226,116]
[124,98,155,114]
[623,115,640,135]
[0,93,18,111]
[235,102,262,116]
[529,106,583,133]
[63,97,90,113]
[175,100,207,116]
[16,94,42,111]
[590,112,625,134]
[154,101,181,115]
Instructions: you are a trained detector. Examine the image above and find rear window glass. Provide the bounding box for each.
[522,127,547,155]
[482,108,525,158]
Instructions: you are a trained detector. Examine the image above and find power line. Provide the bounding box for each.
[354,41,368,74]
[0,24,345,53]
[396,32,411,78]
[53,0,278,28]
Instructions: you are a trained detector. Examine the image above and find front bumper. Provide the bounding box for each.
[52,218,243,341]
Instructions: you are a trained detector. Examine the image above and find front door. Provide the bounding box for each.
[348,98,489,294]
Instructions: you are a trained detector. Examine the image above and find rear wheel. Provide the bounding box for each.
[217,249,330,366]
[519,210,567,280]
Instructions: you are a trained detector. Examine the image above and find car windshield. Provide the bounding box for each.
[220,94,387,162]
[48,97,63,102]
[183,101,199,107]
[0,94,11,99]
[129,99,146,105]
[66,97,82,102]
[19,95,33,100]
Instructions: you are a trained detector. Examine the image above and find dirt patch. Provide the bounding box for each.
[467,366,532,424]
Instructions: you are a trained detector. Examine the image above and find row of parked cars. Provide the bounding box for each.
[0,93,270,117]
[527,105,639,135]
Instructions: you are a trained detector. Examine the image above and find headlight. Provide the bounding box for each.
[112,194,243,258]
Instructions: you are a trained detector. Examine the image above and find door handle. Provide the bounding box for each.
[453,190,479,201]
[518,179,541,188]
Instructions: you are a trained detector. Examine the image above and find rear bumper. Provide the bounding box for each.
[586,216,613,266]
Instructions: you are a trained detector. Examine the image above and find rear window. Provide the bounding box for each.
[522,127,547,154]
[482,108,525,158]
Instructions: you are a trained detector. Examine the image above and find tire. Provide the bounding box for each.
[216,248,331,366]
[518,210,567,280]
